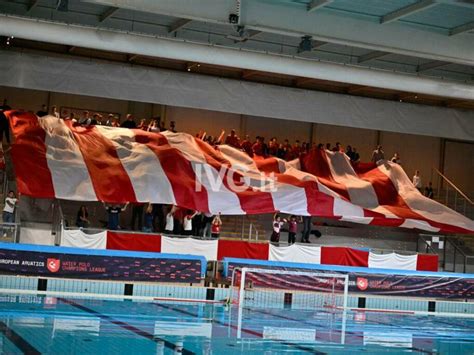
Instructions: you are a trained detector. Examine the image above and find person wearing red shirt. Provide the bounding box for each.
[252,136,265,157]
[240,135,253,157]
[268,137,278,157]
[211,214,222,239]
[224,129,241,149]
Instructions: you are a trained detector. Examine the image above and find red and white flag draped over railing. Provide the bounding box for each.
[7,111,474,234]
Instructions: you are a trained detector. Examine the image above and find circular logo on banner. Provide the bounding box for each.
[46,258,61,273]
[356,277,368,291]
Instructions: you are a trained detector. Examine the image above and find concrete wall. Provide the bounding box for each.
[444,140,474,195]
[1,86,472,194]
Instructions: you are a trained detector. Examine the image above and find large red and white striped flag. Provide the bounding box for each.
[8,111,474,234]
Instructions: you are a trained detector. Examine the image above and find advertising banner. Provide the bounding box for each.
[0,247,202,283]
[225,261,474,299]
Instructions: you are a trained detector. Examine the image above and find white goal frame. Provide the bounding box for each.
[230,267,349,311]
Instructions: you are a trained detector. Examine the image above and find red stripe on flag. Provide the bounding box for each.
[134,131,209,212]
[7,111,55,198]
[275,173,336,217]
[66,122,136,203]
[195,138,275,214]
[301,150,351,201]
[255,157,280,174]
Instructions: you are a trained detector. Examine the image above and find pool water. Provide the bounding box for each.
[0,294,473,354]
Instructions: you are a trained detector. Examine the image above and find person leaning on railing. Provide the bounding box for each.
[2,190,18,238]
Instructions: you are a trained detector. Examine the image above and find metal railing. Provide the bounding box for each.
[443,237,474,273]
[434,168,473,217]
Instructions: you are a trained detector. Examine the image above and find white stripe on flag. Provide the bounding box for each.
[377,163,474,231]
[164,132,245,214]
[96,126,176,204]
[41,116,97,200]
[326,151,380,208]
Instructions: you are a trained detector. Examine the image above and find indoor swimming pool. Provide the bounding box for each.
[0,293,473,354]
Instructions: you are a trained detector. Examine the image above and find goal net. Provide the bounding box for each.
[229,267,349,310]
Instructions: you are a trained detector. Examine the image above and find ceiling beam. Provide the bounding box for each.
[449,21,474,36]
[307,0,334,13]
[168,18,193,34]
[357,51,388,63]
[27,0,39,12]
[381,0,437,24]
[99,7,119,23]
[416,61,449,72]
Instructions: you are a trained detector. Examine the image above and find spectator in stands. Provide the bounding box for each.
[80,111,91,125]
[345,145,354,160]
[413,170,422,192]
[252,136,265,157]
[332,142,343,153]
[75,205,90,228]
[202,212,214,238]
[103,202,129,230]
[325,143,331,151]
[169,121,177,133]
[148,119,160,133]
[164,205,177,234]
[159,121,166,132]
[271,213,287,243]
[130,203,144,231]
[36,104,48,117]
[183,210,198,236]
[287,215,301,245]
[68,112,76,122]
[292,140,302,158]
[425,182,434,199]
[142,203,154,233]
[240,135,253,157]
[317,143,324,150]
[2,191,18,225]
[0,99,11,145]
[390,152,402,165]
[225,129,241,148]
[51,105,59,118]
[90,113,101,126]
[211,214,222,239]
[277,143,286,159]
[121,114,137,129]
[371,145,384,164]
[301,215,312,243]
[268,137,278,157]
[152,203,164,232]
[351,147,360,163]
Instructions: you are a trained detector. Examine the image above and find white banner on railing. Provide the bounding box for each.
[269,244,321,264]
[60,229,107,249]
[368,252,417,270]
[161,236,218,261]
